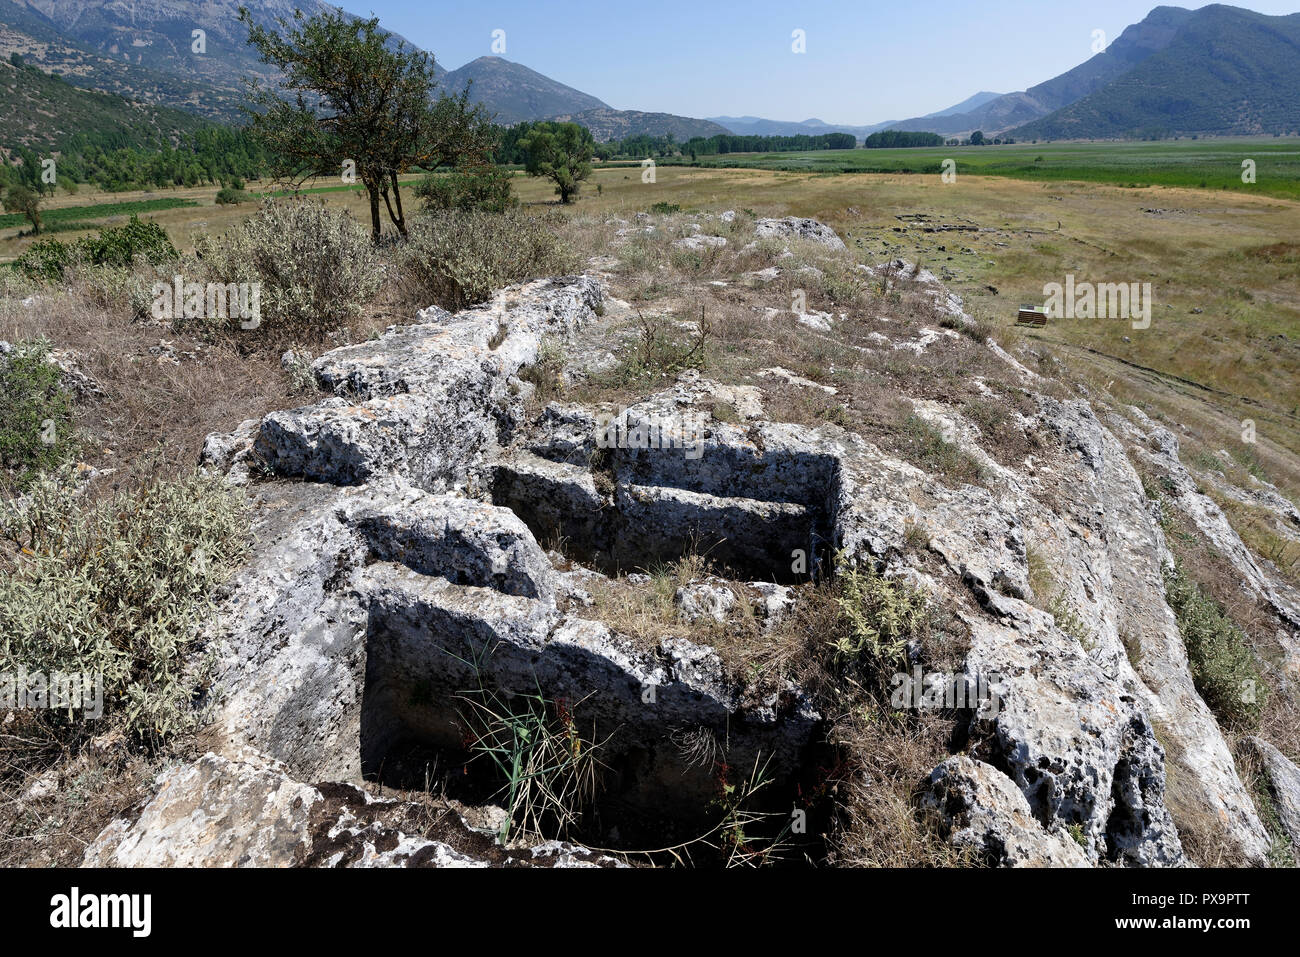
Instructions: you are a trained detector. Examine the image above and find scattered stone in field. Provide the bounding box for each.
[796,310,835,332]
[749,582,796,629]
[672,235,727,251]
[45,348,104,397]
[759,367,838,395]
[893,327,959,354]
[23,771,59,802]
[755,217,846,250]
[675,580,737,622]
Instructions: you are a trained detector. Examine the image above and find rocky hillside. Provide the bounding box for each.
[0,53,213,149]
[439,56,610,126]
[67,211,1300,868]
[3,0,334,91]
[0,3,726,141]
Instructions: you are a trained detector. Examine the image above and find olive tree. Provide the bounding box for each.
[519,121,595,204]
[238,6,493,241]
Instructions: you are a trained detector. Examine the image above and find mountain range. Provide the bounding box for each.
[1014,5,1300,139]
[885,6,1202,137]
[707,116,893,139]
[0,0,724,143]
[0,1,1297,151]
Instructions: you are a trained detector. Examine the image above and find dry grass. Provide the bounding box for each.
[553,210,1058,492]
[12,164,1298,467]
[1233,740,1300,868]
[826,705,977,868]
[578,553,769,676]
[1154,720,1254,868]
[5,165,1298,869]
[0,738,165,867]
[1,287,300,491]
[1205,488,1300,591]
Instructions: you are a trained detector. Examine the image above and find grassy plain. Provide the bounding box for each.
[667,137,1300,201]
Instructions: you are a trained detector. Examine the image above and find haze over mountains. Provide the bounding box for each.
[0,1,1297,148]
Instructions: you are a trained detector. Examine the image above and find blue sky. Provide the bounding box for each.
[335,2,1300,124]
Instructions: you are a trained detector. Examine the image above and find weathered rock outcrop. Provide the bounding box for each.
[890,391,1271,864]
[1243,737,1300,858]
[87,249,1287,868]
[84,750,625,868]
[755,217,847,250]
[91,276,823,865]
[241,276,603,490]
[1113,406,1300,671]
[921,757,1090,867]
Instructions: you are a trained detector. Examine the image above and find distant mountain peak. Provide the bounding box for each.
[1014,4,1300,139]
[438,55,610,125]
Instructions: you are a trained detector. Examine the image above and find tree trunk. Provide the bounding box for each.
[379,180,407,240]
[387,171,408,238]
[365,184,382,243]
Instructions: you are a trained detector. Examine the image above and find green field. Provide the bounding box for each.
[0,196,200,232]
[664,138,1300,201]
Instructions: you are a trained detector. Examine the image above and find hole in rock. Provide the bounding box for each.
[358,634,833,864]
[492,443,844,584]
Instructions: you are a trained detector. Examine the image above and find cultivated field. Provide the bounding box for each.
[668,137,1300,201]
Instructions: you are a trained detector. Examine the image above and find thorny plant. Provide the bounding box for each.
[600,307,710,385]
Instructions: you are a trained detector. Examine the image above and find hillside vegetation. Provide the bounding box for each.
[0,55,210,151]
[1017,7,1300,139]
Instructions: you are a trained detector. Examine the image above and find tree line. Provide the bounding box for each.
[1,128,269,194]
[862,131,946,149]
